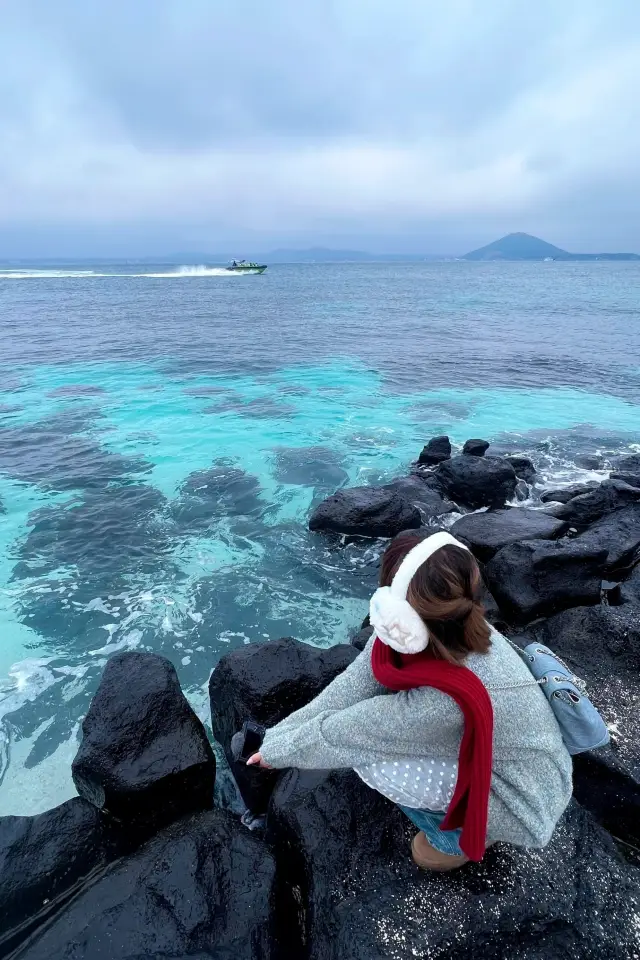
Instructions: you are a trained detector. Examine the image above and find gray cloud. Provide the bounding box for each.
[1,0,640,254]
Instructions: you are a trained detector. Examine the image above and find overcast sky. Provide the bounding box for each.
[2,0,640,256]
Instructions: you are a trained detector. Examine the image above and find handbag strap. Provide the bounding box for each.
[503,636,587,692]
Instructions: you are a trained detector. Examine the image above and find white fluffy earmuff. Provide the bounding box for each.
[369,531,470,654]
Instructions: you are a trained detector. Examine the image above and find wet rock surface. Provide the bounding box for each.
[266,769,640,960]
[434,456,517,508]
[382,476,455,520]
[451,508,567,561]
[554,479,640,527]
[12,811,276,960]
[462,438,490,456]
[572,503,640,576]
[504,455,537,483]
[309,486,421,537]
[417,435,451,466]
[72,652,215,835]
[484,539,607,623]
[620,563,640,604]
[611,471,640,488]
[540,481,599,503]
[0,798,121,952]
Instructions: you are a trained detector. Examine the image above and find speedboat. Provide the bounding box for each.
[226,260,267,274]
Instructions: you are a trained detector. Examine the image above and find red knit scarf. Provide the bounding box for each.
[371,636,493,862]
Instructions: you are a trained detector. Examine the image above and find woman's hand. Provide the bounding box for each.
[246,752,272,769]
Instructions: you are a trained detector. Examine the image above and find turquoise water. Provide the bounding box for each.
[0,261,639,811]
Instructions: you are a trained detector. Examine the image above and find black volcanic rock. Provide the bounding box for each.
[383,476,455,520]
[209,637,357,813]
[611,453,640,474]
[611,471,640,489]
[13,811,276,960]
[451,508,567,562]
[554,479,640,527]
[0,799,120,951]
[266,768,638,960]
[350,627,373,652]
[504,455,537,483]
[620,564,640,605]
[540,481,599,504]
[462,438,490,456]
[435,456,517,509]
[72,652,215,836]
[417,435,451,466]
[309,486,421,537]
[484,539,607,624]
[572,503,640,576]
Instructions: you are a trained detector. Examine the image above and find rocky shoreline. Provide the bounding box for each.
[1,438,639,959]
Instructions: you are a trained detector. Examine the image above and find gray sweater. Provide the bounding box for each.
[260,630,573,847]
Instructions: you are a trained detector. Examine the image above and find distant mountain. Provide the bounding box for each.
[463,232,640,261]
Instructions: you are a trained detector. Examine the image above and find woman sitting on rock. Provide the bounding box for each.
[249,531,573,871]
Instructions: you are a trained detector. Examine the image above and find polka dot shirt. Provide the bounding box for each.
[354,758,458,810]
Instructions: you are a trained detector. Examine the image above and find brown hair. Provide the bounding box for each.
[379,531,491,663]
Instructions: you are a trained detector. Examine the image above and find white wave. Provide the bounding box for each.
[143,265,243,278]
[0,265,246,280]
[0,269,99,279]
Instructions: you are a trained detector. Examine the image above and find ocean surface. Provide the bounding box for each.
[1,260,639,814]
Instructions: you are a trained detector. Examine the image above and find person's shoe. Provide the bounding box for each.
[411,830,469,871]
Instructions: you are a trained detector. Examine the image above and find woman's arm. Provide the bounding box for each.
[266,631,382,734]
[260,682,463,770]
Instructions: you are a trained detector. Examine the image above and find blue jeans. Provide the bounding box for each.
[399,805,464,856]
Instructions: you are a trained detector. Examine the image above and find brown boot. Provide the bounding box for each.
[411,831,469,871]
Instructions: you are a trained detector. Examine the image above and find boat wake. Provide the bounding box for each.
[0,266,243,280]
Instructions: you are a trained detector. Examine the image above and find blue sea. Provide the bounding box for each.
[1,260,639,813]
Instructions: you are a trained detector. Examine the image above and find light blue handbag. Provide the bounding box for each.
[508,640,610,755]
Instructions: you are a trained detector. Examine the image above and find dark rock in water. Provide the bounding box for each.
[505,455,537,483]
[47,385,105,398]
[209,637,357,814]
[350,627,373,652]
[576,454,604,470]
[435,456,517,509]
[523,604,640,846]
[540,481,600,504]
[451,508,568,562]
[14,810,276,960]
[383,476,455,521]
[417,435,451,466]
[484,539,607,624]
[266,768,638,960]
[573,503,640,576]
[72,652,215,836]
[170,464,263,533]
[620,564,640,604]
[611,453,640,474]
[309,487,421,538]
[514,479,530,501]
[273,446,349,489]
[554,479,640,527]
[462,438,490,456]
[0,798,120,951]
[611,471,640,489]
